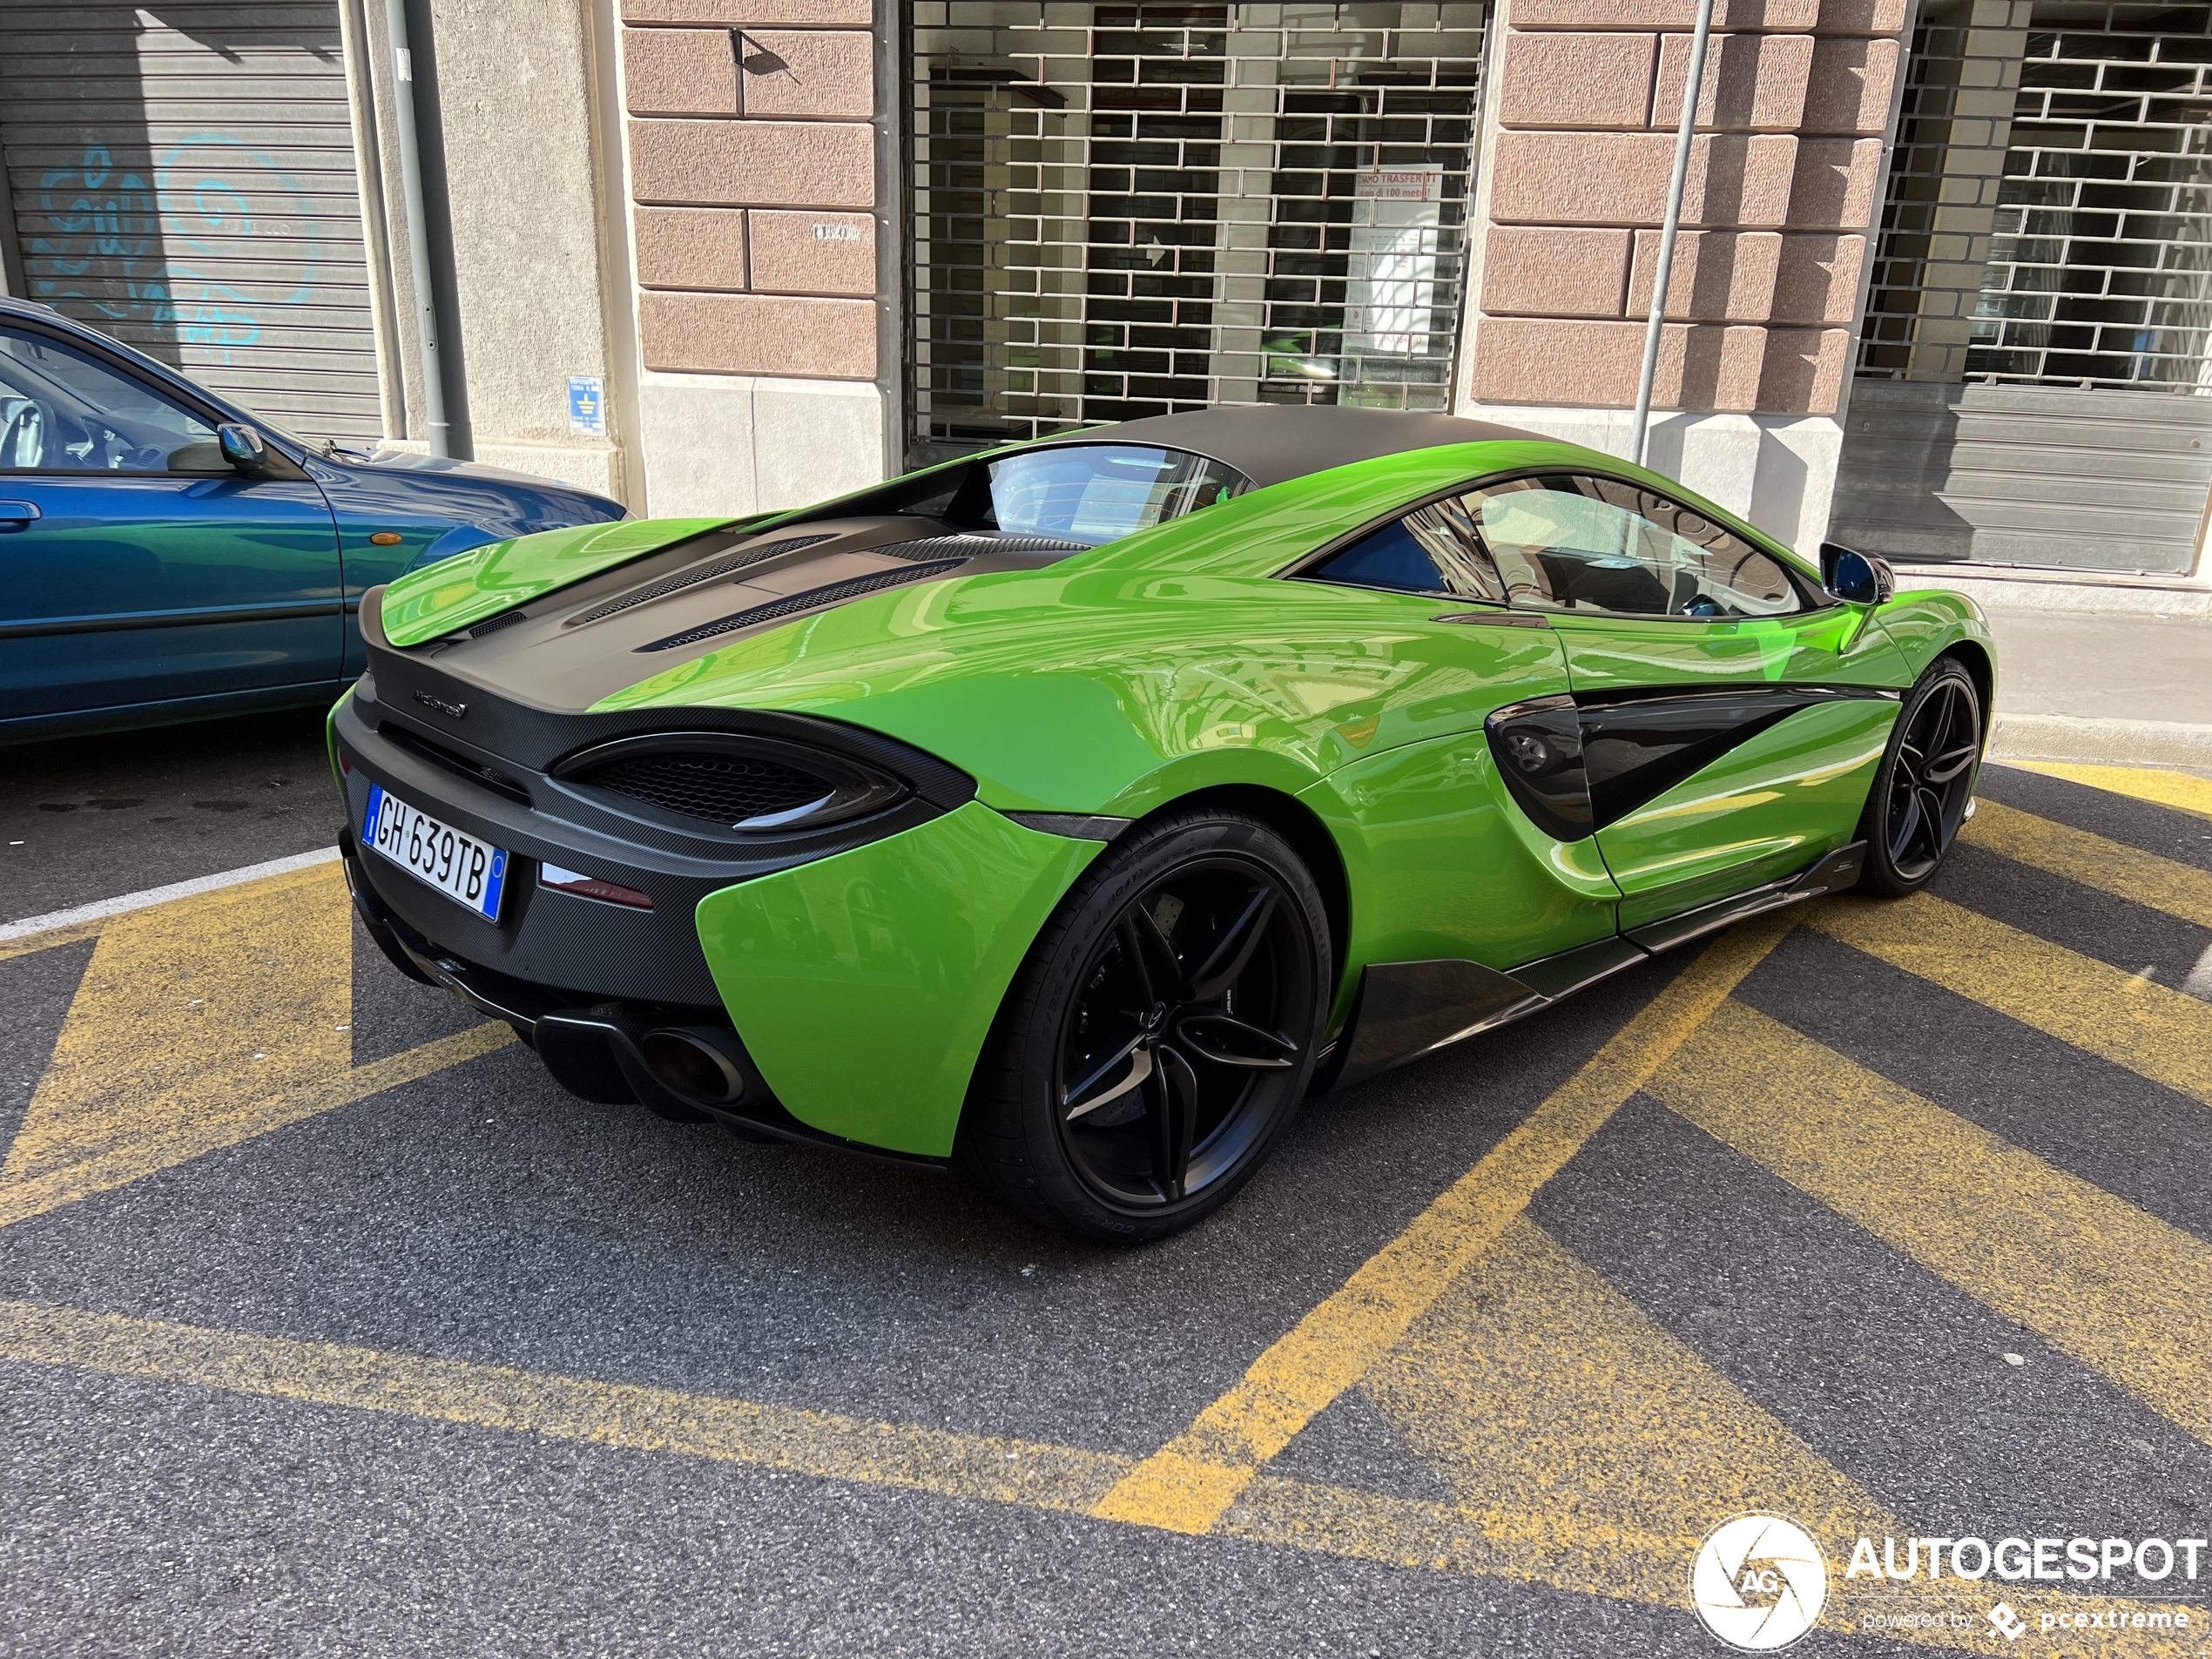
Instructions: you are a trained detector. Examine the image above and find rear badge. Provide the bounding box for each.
[414,689,468,720]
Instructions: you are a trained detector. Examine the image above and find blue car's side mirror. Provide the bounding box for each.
[218,422,270,472]
[1820,541,1894,606]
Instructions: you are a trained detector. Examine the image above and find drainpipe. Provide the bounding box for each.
[385,0,453,458]
[1629,0,1717,469]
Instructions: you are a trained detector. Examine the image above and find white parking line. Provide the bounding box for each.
[0,846,341,946]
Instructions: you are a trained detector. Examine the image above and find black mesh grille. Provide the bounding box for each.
[579,753,836,826]
[874,534,1087,560]
[637,558,968,651]
[570,535,838,626]
[468,609,529,638]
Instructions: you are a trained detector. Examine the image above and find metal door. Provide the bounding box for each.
[0,2,384,443]
[907,3,1487,466]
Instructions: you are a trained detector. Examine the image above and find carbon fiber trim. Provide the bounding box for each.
[873,534,1088,560]
[637,558,970,652]
[570,534,839,626]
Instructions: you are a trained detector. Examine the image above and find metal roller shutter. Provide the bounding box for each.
[907,3,1488,466]
[0,2,382,442]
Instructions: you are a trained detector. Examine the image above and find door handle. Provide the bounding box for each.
[0,500,41,523]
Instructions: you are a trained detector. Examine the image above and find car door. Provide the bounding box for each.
[1461,471,1911,929]
[0,321,344,725]
[1289,494,1623,979]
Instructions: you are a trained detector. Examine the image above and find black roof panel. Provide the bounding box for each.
[1060,405,1550,489]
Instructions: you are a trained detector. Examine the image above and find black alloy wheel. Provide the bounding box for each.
[959,812,1329,1242]
[1858,657,1984,897]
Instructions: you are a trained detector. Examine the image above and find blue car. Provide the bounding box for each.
[0,295,625,741]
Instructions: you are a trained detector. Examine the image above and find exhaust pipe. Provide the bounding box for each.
[638,1025,749,1108]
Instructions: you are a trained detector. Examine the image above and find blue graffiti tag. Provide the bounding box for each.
[25,134,321,363]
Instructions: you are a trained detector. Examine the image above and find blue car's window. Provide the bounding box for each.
[0,328,223,474]
[987,445,1246,544]
[1306,497,1507,604]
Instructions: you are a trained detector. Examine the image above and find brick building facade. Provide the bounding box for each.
[43,0,2194,577]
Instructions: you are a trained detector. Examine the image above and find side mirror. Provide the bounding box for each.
[218,422,270,472]
[1820,541,1895,606]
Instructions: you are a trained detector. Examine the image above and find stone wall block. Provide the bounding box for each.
[624,0,870,24]
[1627,229,1781,320]
[624,27,738,116]
[1490,131,1670,223]
[630,118,873,207]
[1802,37,1898,133]
[1685,133,1797,226]
[1813,0,1908,34]
[1480,226,1633,317]
[1772,233,1865,321]
[1470,317,1652,407]
[635,206,750,290]
[1491,132,1793,225]
[1653,31,1811,131]
[750,208,877,293]
[1496,32,1658,130]
[1508,0,1818,30]
[1757,327,1850,412]
[740,29,875,119]
[1676,323,1767,410]
[639,290,877,378]
[1788,137,1885,229]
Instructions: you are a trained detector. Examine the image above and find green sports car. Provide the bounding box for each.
[329,407,1993,1240]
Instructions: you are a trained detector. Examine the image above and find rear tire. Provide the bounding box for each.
[956,810,1330,1243]
[1856,656,1984,899]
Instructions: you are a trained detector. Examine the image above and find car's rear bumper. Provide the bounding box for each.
[330,676,1098,1159]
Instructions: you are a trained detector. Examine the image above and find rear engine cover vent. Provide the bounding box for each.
[638,557,968,652]
[582,752,838,827]
[874,534,1087,560]
[570,534,839,626]
[467,609,529,638]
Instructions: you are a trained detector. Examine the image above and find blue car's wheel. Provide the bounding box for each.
[958,810,1330,1242]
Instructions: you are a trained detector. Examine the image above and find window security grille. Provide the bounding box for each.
[1861,0,2212,391]
[906,3,1487,465]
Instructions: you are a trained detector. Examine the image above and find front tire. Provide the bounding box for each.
[1857,656,1984,898]
[956,810,1331,1243]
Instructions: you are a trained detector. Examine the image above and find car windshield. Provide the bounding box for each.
[986,444,1246,544]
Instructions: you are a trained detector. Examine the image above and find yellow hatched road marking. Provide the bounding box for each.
[1650,999,2212,1447]
[1966,800,2212,930]
[0,917,105,967]
[0,1292,2198,1653]
[1348,1215,1906,1619]
[1810,894,2212,1106]
[1089,914,1797,1536]
[2012,762,2212,821]
[0,860,514,1229]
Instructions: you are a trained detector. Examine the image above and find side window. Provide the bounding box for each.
[1306,496,1507,604]
[1468,475,1809,618]
[0,328,222,474]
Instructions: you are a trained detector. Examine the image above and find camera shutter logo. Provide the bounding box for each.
[1689,1513,1830,1650]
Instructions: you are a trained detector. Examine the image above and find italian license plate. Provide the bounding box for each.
[362,783,509,922]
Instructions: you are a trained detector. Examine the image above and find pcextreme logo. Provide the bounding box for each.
[1690,1513,1831,1650]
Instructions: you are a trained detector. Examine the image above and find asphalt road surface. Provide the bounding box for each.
[3,717,2210,1658]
